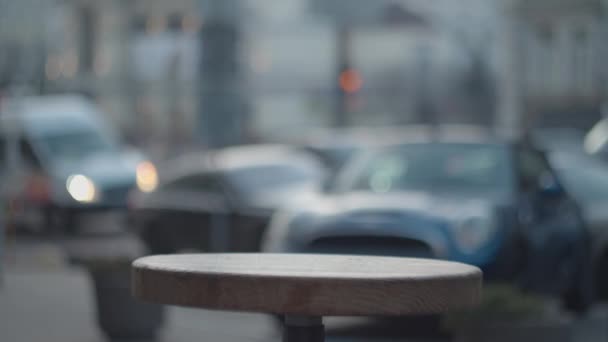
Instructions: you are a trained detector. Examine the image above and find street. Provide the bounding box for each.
[2,0,608,341]
[0,234,279,342]
[1,234,607,342]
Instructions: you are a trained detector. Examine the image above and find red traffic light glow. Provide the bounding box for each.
[339,69,363,93]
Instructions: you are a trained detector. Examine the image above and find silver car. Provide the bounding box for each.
[0,95,157,234]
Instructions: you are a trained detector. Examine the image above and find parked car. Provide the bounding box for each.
[130,144,325,254]
[263,130,594,313]
[548,151,608,301]
[0,95,155,233]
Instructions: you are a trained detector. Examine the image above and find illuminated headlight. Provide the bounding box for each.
[66,174,98,203]
[136,161,158,193]
[453,216,497,253]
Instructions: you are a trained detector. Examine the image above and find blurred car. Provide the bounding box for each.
[0,95,155,233]
[130,144,325,254]
[549,151,608,301]
[263,129,594,313]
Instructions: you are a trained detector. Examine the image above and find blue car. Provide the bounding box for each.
[263,132,594,313]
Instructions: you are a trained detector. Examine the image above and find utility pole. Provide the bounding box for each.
[495,8,524,139]
[333,26,352,127]
[78,4,96,76]
[198,0,248,148]
[119,0,138,145]
[414,43,435,126]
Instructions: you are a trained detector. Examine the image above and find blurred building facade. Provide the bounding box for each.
[503,0,608,131]
[0,0,58,94]
[62,0,202,153]
[2,0,608,151]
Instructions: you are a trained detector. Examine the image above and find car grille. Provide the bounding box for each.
[102,184,132,206]
[305,236,433,258]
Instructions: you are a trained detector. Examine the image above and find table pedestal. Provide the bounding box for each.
[283,315,324,342]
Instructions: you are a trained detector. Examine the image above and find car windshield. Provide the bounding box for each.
[339,143,511,193]
[35,130,116,161]
[228,163,320,194]
[305,145,358,174]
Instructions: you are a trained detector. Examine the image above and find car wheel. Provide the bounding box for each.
[63,210,79,236]
[562,248,594,314]
[595,250,608,301]
[43,207,75,236]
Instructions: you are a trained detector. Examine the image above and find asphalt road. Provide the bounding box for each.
[1,233,607,342]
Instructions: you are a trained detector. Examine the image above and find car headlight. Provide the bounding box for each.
[66,174,98,203]
[453,216,497,253]
[136,161,158,193]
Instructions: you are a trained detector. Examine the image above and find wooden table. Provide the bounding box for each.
[132,253,482,342]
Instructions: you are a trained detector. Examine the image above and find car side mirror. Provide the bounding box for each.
[538,173,564,197]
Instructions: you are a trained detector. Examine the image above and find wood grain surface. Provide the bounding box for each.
[132,253,482,316]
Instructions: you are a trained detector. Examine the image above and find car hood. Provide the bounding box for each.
[265,190,507,265]
[582,202,608,223]
[581,202,608,233]
[240,183,322,213]
[302,190,506,222]
[49,149,143,187]
[580,202,608,255]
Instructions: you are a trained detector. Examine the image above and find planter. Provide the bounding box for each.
[67,234,165,341]
[444,285,572,342]
[452,318,571,342]
[89,264,165,341]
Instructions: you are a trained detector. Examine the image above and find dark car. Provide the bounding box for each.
[130,145,324,254]
[263,132,594,313]
[549,151,608,301]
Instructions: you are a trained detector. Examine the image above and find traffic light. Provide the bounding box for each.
[339,68,362,94]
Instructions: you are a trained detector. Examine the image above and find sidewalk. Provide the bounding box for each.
[1,266,427,342]
[0,233,279,342]
[0,267,278,342]
[0,235,450,342]
[1,236,607,342]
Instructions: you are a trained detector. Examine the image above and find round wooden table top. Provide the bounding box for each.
[132,253,482,316]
